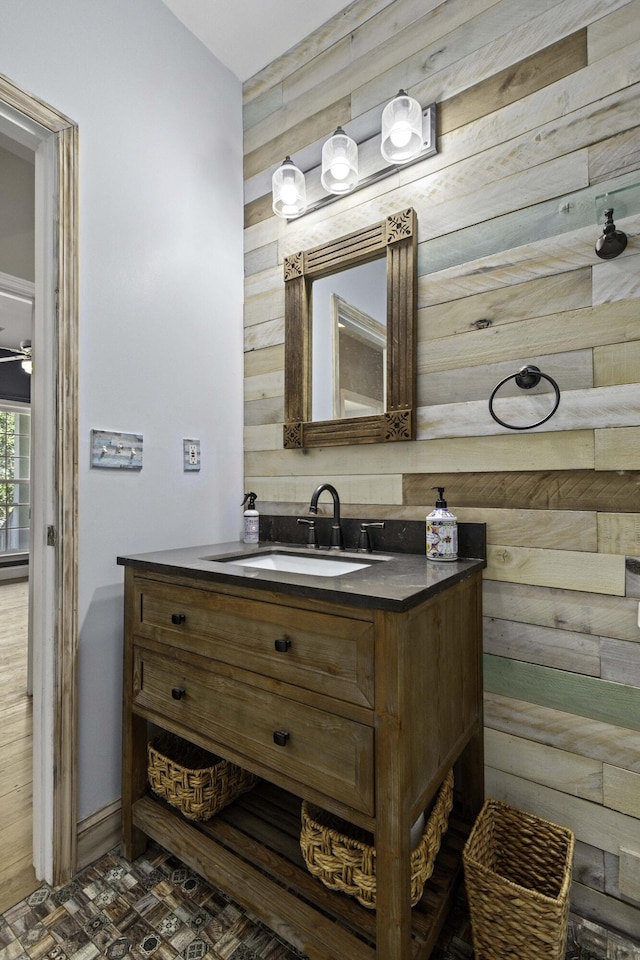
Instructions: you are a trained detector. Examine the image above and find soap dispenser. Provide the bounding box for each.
[241,492,259,544]
[426,487,458,561]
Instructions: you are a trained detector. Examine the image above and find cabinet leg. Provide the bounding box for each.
[122,712,149,860]
[456,725,484,824]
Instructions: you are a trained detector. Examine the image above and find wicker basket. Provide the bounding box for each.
[300,769,453,909]
[463,799,574,960]
[147,733,258,822]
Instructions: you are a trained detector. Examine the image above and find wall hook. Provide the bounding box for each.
[489,365,561,430]
[595,208,627,260]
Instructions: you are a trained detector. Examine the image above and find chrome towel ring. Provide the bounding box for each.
[488,365,560,430]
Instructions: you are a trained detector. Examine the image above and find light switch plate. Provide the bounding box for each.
[91,430,143,469]
[183,438,201,471]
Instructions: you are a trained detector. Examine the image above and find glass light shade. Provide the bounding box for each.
[321,127,358,194]
[21,358,32,375]
[381,90,424,163]
[272,157,306,219]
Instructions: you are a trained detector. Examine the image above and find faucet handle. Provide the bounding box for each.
[357,521,385,553]
[297,517,318,548]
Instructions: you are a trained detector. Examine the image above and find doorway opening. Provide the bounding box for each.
[0,71,78,890]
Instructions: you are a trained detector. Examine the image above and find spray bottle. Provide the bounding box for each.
[426,487,458,561]
[241,492,259,544]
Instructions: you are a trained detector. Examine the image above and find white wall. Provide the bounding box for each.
[0,0,245,818]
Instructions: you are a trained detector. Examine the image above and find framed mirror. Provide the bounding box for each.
[283,207,417,448]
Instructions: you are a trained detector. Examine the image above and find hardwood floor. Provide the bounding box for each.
[0,578,37,913]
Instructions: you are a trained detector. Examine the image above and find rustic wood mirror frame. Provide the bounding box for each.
[283,207,417,448]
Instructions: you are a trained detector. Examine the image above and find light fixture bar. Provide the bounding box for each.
[288,103,436,221]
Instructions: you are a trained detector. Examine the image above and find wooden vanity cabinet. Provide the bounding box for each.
[121,564,484,960]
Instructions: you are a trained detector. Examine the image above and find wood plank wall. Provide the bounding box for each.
[242,0,640,936]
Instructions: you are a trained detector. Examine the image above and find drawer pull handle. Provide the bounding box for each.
[171,687,186,700]
[171,613,186,625]
[274,638,291,653]
[273,730,290,747]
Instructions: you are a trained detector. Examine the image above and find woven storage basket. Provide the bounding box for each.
[300,768,453,909]
[148,733,258,822]
[463,799,574,960]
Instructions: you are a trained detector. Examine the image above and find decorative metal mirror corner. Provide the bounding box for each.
[283,207,418,449]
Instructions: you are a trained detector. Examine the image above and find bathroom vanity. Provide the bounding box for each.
[119,539,485,960]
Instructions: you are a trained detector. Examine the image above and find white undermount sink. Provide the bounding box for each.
[211,550,376,577]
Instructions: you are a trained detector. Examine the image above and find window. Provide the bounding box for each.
[0,405,30,556]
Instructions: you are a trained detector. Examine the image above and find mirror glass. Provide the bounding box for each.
[283,207,416,449]
[311,259,387,421]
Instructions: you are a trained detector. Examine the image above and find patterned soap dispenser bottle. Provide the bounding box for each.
[426,487,458,561]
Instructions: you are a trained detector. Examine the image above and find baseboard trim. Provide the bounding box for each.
[76,799,121,871]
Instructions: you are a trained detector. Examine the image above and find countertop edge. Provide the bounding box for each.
[117,543,486,612]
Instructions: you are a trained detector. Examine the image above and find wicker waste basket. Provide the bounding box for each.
[300,769,453,909]
[148,733,258,822]
[463,799,574,960]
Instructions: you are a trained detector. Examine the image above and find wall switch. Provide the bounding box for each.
[91,429,143,470]
[183,438,200,471]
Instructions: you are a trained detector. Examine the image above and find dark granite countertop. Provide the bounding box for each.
[117,536,486,612]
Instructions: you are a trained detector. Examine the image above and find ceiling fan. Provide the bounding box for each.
[0,340,33,374]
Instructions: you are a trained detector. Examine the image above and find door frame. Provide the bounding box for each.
[0,72,78,886]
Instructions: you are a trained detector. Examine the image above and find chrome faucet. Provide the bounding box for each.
[307,483,344,550]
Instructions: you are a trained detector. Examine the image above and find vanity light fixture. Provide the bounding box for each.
[321,126,358,195]
[271,100,436,220]
[272,156,307,219]
[381,90,424,164]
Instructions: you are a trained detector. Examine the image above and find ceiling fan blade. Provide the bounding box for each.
[0,354,25,363]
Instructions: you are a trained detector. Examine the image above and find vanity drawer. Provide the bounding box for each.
[133,645,374,815]
[133,577,374,708]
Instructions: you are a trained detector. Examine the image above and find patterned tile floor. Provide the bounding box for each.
[1,841,639,960]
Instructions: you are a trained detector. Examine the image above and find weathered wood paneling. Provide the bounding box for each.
[485,545,625,596]
[592,252,640,306]
[420,270,592,341]
[404,471,640,512]
[589,125,640,184]
[485,728,602,801]
[247,431,595,479]
[603,763,640,818]
[485,767,640,856]
[596,427,640,471]
[483,580,640,643]
[459,507,597,551]
[418,298,640,374]
[243,474,404,505]
[244,423,282,453]
[484,655,640,731]
[594,340,640,387]
[483,617,600,675]
[597,513,640,555]
[587,0,640,63]
[418,349,592,407]
[439,31,587,134]
[484,692,640,772]
[244,344,284,380]
[418,384,640,440]
[242,0,640,931]
[601,639,640,686]
[244,318,284,353]
[243,370,283,404]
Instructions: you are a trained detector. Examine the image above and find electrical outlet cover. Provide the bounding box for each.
[183,438,201,471]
